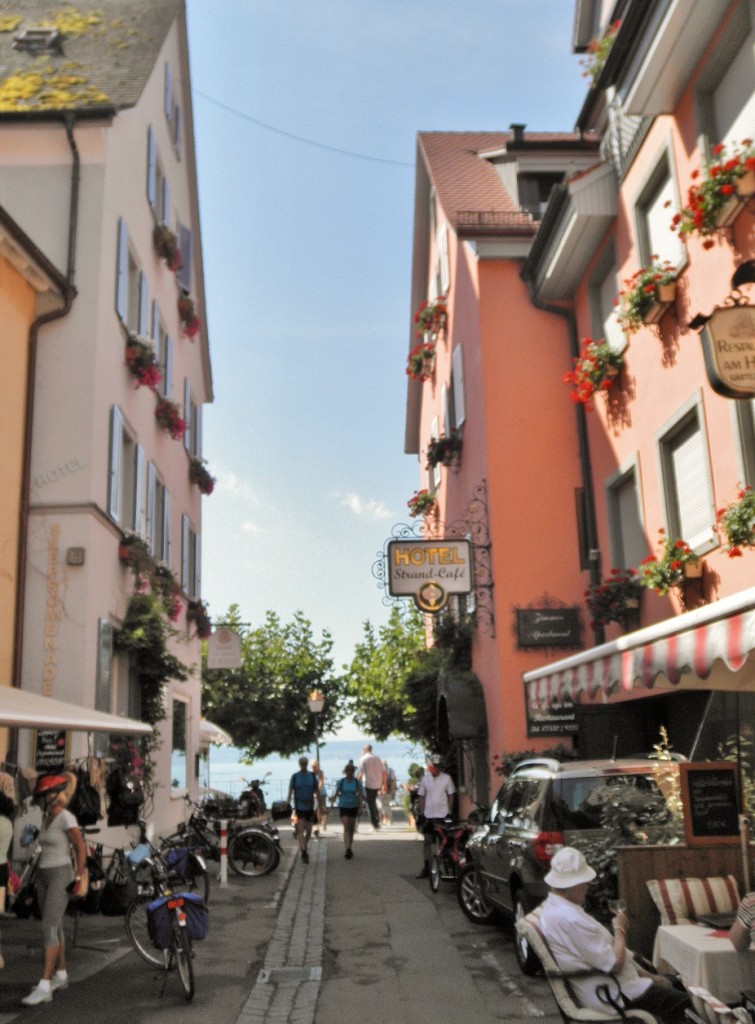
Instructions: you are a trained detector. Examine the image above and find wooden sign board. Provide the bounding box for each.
[679,762,741,847]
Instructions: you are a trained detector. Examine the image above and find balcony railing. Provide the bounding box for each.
[456,209,538,236]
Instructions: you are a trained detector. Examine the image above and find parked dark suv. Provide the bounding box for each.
[457,757,674,974]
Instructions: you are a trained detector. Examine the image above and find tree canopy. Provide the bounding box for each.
[201,606,347,759]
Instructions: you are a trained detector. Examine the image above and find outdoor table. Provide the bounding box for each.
[653,924,755,1005]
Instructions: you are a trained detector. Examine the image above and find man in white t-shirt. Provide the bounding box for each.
[358,744,384,830]
[415,755,455,878]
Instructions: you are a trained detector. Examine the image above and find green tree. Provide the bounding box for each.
[201,606,347,759]
[346,605,434,743]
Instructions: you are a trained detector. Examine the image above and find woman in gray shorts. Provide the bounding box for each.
[22,774,86,1007]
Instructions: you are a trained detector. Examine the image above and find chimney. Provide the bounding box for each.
[509,123,526,144]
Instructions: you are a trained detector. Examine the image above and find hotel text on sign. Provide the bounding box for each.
[387,539,473,613]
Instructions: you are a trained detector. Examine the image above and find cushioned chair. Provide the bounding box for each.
[517,914,659,1024]
[646,877,740,926]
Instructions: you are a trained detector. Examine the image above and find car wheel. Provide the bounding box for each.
[513,891,541,976]
[456,862,496,924]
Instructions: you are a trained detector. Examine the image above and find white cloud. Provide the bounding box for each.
[336,491,392,521]
[241,521,261,535]
[216,468,260,508]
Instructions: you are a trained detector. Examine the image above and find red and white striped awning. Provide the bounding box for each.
[523,586,755,711]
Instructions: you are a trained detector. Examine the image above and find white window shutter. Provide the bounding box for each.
[138,273,149,337]
[176,224,193,294]
[183,379,192,452]
[164,62,172,121]
[162,490,171,563]
[147,126,156,209]
[174,105,183,159]
[165,336,173,397]
[108,406,123,522]
[441,385,450,433]
[181,515,190,591]
[452,345,466,427]
[146,462,156,552]
[194,405,202,458]
[133,445,144,533]
[670,425,714,549]
[151,300,159,341]
[162,177,171,225]
[438,224,450,295]
[115,218,128,321]
[193,532,200,598]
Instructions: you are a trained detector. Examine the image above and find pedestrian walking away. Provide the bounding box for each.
[330,762,364,858]
[287,757,320,864]
[22,773,87,1007]
[380,759,396,826]
[415,755,455,879]
[311,759,327,836]
[358,744,384,830]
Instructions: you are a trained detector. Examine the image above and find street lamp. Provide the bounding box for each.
[308,689,325,766]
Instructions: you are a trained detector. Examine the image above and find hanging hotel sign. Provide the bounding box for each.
[699,305,755,399]
[206,627,243,669]
[387,538,473,613]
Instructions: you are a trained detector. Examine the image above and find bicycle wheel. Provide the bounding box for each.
[228,830,277,877]
[429,853,442,893]
[171,916,195,1001]
[125,896,169,968]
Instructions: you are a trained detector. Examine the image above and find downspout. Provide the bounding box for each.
[521,272,605,647]
[12,113,80,706]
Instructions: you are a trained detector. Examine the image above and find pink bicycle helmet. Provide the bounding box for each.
[33,774,69,799]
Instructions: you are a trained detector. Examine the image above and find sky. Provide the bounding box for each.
[184,1,591,736]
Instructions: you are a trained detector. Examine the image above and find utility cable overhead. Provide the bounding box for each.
[193,88,414,167]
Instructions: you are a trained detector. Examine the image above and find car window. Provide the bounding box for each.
[503,778,533,828]
[489,783,508,826]
[549,773,666,829]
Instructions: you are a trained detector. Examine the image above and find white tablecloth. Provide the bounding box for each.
[653,924,755,1005]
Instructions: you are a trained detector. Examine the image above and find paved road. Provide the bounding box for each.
[0,820,562,1023]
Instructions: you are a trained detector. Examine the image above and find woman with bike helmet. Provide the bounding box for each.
[21,773,86,1007]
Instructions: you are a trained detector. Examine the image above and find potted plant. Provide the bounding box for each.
[124,333,162,389]
[407,489,437,518]
[638,531,701,596]
[117,533,155,589]
[615,260,678,334]
[186,598,212,639]
[414,295,447,338]
[406,341,436,381]
[152,223,182,271]
[189,457,216,495]
[177,293,201,338]
[154,398,186,440]
[715,486,755,557]
[426,431,462,469]
[586,569,643,630]
[563,339,624,409]
[580,19,621,85]
[671,139,755,244]
[150,563,182,622]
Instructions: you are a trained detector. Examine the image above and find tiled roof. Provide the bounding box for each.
[0,0,180,114]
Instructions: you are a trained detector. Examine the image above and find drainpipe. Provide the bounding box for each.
[12,113,80,713]
[521,272,605,647]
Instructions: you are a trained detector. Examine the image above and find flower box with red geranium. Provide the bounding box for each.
[189,457,215,495]
[153,223,182,272]
[414,295,447,338]
[177,294,200,338]
[580,20,621,86]
[563,339,624,409]
[616,260,678,335]
[638,531,701,595]
[407,489,437,518]
[715,486,755,557]
[406,341,436,381]
[125,334,162,389]
[155,398,186,440]
[186,599,212,639]
[150,563,182,622]
[118,532,155,589]
[586,569,643,630]
[671,139,755,244]
[426,431,462,469]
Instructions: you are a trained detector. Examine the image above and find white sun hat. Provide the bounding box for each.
[544,846,596,888]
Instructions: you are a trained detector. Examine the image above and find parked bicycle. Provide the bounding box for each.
[161,795,280,877]
[124,823,209,1000]
[425,818,473,893]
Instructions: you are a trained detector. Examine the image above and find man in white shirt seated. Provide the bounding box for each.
[538,847,690,1024]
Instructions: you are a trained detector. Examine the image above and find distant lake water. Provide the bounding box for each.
[198,737,427,803]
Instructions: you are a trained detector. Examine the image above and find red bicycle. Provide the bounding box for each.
[426,819,473,893]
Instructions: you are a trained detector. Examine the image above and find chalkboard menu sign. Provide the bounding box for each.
[34,729,67,773]
[516,608,581,649]
[679,762,741,846]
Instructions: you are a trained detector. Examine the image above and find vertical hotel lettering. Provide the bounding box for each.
[43,524,61,695]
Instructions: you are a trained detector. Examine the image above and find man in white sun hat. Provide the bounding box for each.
[538,847,690,1024]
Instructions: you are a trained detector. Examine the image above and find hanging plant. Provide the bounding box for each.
[150,563,182,622]
[586,569,643,629]
[177,293,201,338]
[715,486,755,557]
[118,532,155,590]
[615,260,678,335]
[671,139,755,246]
[153,223,182,271]
[155,398,186,440]
[407,489,437,518]
[563,339,624,409]
[426,431,462,469]
[406,341,436,381]
[414,295,447,337]
[638,530,701,595]
[580,19,621,85]
[189,457,216,495]
[186,598,212,639]
[125,333,162,389]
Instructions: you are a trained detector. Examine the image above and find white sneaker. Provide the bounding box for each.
[50,975,68,991]
[21,985,52,1006]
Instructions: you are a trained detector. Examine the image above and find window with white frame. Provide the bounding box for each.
[697,3,755,150]
[176,223,193,294]
[589,247,624,352]
[181,514,200,597]
[449,344,466,430]
[171,696,188,792]
[183,380,202,458]
[146,462,170,562]
[147,126,171,224]
[635,154,685,268]
[108,407,144,532]
[115,218,148,333]
[657,400,716,552]
[606,464,647,569]
[151,302,172,398]
[93,620,141,757]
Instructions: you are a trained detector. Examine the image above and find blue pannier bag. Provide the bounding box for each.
[147,892,208,949]
[183,891,209,941]
[165,846,189,880]
[147,895,174,950]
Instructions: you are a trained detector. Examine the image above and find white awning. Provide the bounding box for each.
[199,718,233,747]
[523,586,755,710]
[0,687,153,735]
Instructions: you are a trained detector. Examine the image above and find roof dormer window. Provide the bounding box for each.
[13,27,63,54]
